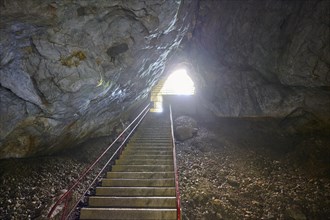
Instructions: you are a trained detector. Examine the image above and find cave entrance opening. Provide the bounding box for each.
[150,69,195,112]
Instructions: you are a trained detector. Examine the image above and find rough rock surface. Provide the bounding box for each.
[174,115,198,141]
[0,0,197,158]
[185,0,330,120]
[1,0,330,159]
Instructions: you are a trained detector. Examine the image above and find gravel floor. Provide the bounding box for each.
[0,118,329,220]
[177,118,330,220]
[0,136,115,220]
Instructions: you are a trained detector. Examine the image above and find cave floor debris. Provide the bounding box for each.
[177,118,330,220]
[0,118,329,220]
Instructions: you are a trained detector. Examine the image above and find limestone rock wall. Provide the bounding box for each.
[187,0,330,120]
[1,0,329,159]
[0,0,197,158]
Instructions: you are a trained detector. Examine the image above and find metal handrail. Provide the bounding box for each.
[47,103,150,219]
[169,105,181,220]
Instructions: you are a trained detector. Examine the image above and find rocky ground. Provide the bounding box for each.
[177,118,330,220]
[0,136,116,220]
[0,117,329,220]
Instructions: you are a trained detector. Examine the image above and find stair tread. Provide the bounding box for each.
[103,178,175,181]
[107,172,174,179]
[116,161,172,165]
[111,165,174,172]
[80,208,177,220]
[108,172,174,174]
[117,159,173,161]
[113,165,173,167]
[88,196,176,208]
[89,196,176,200]
[119,155,173,159]
[102,178,175,187]
[126,147,172,149]
[122,152,172,156]
[124,148,172,150]
[96,186,176,196]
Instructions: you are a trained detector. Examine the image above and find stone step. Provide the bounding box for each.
[96,187,176,196]
[132,139,171,142]
[107,172,174,179]
[131,137,170,139]
[132,136,171,139]
[129,140,172,145]
[125,145,172,149]
[102,178,175,187]
[126,143,172,147]
[126,145,173,148]
[124,147,172,151]
[129,142,172,146]
[80,208,177,220]
[130,139,172,142]
[116,159,173,165]
[133,136,170,138]
[136,127,169,129]
[137,126,170,128]
[129,138,170,140]
[134,135,171,138]
[111,165,174,172]
[121,150,172,156]
[120,155,173,160]
[88,196,176,208]
[132,137,171,140]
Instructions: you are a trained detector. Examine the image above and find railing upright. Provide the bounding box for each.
[169,105,182,220]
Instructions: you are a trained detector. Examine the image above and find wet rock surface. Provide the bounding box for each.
[177,118,330,220]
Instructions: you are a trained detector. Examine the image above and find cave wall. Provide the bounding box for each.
[1,0,329,159]
[0,0,197,159]
[186,0,330,120]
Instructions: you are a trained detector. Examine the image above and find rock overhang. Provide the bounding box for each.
[0,0,198,159]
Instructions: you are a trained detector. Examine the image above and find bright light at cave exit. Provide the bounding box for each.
[161,69,195,95]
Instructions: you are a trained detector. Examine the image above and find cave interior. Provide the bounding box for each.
[0,0,330,219]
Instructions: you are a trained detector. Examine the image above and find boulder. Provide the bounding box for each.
[174,116,198,141]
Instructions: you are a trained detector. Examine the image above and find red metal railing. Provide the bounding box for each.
[169,105,182,220]
[47,104,150,219]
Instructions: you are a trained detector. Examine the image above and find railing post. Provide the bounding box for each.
[169,105,181,220]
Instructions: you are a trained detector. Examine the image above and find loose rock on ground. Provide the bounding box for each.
[0,118,329,219]
[177,118,330,220]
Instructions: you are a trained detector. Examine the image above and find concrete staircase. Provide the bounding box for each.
[80,113,179,220]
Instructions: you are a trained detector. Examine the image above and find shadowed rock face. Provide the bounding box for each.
[185,0,330,119]
[0,0,197,158]
[0,0,329,159]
